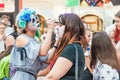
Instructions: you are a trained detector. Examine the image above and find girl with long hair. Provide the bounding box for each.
[44,13,87,80]
[90,31,119,80]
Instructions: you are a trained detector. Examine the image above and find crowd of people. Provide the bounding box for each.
[0,8,120,80]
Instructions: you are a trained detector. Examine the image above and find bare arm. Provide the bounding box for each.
[0,45,13,60]
[40,28,53,56]
[37,66,50,77]
[47,39,60,62]
[5,35,15,49]
[44,57,73,80]
[37,40,59,76]
[0,35,15,60]
[85,56,93,74]
[40,19,57,56]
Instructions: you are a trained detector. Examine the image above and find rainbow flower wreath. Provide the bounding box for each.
[17,8,40,29]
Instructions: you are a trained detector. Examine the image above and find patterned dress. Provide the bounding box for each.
[93,64,119,80]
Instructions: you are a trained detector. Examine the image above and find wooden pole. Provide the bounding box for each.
[19,0,22,11]
[14,0,22,18]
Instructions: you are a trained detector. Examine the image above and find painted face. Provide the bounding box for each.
[58,25,65,38]
[114,17,120,30]
[55,25,65,39]
[30,13,40,28]
[17,8,40,29]
[27,22,40,33]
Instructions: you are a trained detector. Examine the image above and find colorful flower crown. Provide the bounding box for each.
[17,8,40,29]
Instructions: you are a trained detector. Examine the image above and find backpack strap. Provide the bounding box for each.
[73,44,84,80]
[118,70,120,79]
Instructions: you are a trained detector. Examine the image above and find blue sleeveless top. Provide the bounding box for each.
[10,34,48,76]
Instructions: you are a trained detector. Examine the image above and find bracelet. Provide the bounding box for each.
[53,45,58,49]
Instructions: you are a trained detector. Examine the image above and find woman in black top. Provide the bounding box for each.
[44,13,87,80]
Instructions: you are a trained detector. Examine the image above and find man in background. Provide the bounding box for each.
[0,15,14,36]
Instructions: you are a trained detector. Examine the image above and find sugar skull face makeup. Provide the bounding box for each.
[16,8,40,30]
[29,13,40,28]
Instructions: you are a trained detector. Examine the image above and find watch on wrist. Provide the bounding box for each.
[53,45,58,49]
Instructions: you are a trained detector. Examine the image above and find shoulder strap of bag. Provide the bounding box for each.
[73,44,84,80]
[118,70,120,79]
[73,44,78,80]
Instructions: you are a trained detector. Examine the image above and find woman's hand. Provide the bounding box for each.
[46,19,56,29]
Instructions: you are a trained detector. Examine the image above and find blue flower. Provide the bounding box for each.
[19,20,26,29]
[17,8,39,29]
[23,13,31,22]
[18,8,36,23]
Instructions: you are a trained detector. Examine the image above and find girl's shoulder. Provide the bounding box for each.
[97,64,118,73]
[15,34,31,47]
[94,64,119,80]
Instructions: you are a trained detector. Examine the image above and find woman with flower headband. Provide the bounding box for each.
[10,8,54,80]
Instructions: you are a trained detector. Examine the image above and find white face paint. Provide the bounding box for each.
[27,22,39,34]
[58,25,65,38]
[28,22,39,30]
[54,25,60,39]
[54,25,65,40]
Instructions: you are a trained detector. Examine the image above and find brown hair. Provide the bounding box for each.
[53,13,87,62]
[90,31,119,69]
[116,41,120,69]
[114,10,120,43]
[1,15,10,21]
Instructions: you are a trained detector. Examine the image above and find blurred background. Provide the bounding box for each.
[0,0,120,32]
